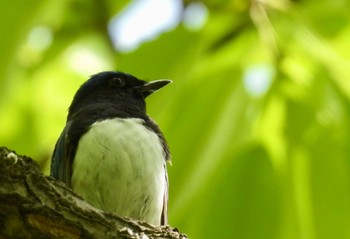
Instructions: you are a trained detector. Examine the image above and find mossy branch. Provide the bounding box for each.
[0,147,187,239]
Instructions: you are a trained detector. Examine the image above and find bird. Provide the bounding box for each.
[50,71,171,225]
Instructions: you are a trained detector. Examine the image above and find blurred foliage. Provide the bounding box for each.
[1,0,350,238]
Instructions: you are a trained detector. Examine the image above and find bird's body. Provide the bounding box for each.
[72,118,166,224]
[51,71,171,225]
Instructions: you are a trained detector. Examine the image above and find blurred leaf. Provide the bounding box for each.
[184,144,281,238]
[0,0,44,89]
[118,26,201,79]
[296,0,350,37]
[1,0,350,238]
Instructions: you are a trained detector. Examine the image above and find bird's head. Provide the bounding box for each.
[67,71,171,120]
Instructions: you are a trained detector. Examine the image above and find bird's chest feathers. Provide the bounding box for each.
[71,118,165,224]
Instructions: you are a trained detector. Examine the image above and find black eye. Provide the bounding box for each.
[109,77,125,87]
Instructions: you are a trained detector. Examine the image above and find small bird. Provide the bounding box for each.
[51,71,171,225]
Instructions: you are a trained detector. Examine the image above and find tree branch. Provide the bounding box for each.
[0,147,187,239]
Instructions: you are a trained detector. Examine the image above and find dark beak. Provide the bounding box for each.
[139,79,172,97]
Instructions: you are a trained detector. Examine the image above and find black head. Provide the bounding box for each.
[67,71,171,120]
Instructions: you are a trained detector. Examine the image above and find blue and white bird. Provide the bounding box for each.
[51,71,171,225]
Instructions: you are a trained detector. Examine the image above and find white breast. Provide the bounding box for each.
[71,118,166,225]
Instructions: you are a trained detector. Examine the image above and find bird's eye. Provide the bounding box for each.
[109,77,125,87]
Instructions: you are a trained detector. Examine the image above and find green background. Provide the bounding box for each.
[1,0,350,238]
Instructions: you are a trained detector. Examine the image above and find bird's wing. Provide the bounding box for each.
[51,105,107,186]
[51,121,74,186]
[161,164,169,225]
[143,117,170,225]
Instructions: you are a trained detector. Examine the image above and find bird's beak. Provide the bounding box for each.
[139,79,172,98]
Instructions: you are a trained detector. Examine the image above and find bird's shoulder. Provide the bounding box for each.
[141,117,171,163]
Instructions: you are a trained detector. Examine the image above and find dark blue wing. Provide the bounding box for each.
[51,121,73,186]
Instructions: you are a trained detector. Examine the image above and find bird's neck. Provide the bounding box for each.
[68,98,147,122]
[68,91,147,120]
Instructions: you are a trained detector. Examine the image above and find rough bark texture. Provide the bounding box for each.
[0,147,187,239]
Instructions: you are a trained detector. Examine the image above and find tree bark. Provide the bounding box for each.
[0,147,187,239]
